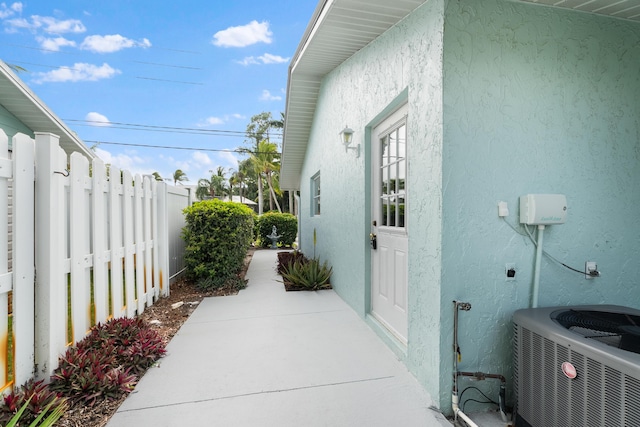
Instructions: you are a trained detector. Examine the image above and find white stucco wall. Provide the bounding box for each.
[440,0,640,412]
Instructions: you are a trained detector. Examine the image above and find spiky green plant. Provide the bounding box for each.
[281,258,332,290]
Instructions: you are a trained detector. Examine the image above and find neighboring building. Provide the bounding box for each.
[1,59,94,270]
[0,60,94,158]
[222,195,259,213]
[281,0,640,414]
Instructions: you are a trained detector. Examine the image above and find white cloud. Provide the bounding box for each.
[192,151,212,167]
[204,116,224,125]
[85,112,111,126]
[218,151,239,170]
[237,53,289,66]
[258,53,288,64]
[31,15,86,33]
[237,56,259,66]
[94,148,146,173]
[37,36,76,51]
[259,89,282,101]
[80,34,151,53]
[212,20,272,48]
[199,114,246,127]
[4,13,85,34]
[4,17,29,31]
[32,62,121,83]
[0,2,22,19]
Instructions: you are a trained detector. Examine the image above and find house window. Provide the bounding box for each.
[311,172,321,215]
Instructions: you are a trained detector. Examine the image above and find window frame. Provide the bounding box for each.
[311,172,321,216]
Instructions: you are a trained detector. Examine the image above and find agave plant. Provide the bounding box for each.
[281,258,332,290]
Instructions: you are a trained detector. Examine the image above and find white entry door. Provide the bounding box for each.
[371,105,408,344]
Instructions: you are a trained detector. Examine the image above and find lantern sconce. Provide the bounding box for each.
[339,126,360,158]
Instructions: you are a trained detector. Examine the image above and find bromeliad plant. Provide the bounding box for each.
[49,317,165,405]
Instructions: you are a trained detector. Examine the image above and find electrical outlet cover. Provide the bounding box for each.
[585,261,597,279]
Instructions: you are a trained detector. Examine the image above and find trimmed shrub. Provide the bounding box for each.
[182,200,255,288]
[256,212,297,248]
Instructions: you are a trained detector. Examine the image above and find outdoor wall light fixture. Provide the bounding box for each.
[340,126,360,158]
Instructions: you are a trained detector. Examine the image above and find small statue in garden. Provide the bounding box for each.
[267,225,281,249]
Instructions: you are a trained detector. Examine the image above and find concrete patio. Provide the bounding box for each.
[107,249,452,427]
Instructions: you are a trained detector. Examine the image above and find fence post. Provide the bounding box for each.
[156,182,169,297]
[34,133,67,379]
[12,133,35,386]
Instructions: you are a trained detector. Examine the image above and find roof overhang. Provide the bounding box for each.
[0,60,95,159]
[281,0,427,190]
[281,0,640,191]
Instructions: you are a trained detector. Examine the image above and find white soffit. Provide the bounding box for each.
[281,0,640,190]
[519,0,640,22]
[281,0,426,190]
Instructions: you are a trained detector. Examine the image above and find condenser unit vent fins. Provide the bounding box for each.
[514,305,640,427]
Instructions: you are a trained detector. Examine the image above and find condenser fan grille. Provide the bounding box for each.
[553,309,640,354]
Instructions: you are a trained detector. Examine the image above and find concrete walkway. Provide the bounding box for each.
[107,249,451,427]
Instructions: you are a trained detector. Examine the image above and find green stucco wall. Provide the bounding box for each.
[440,0,640,412]
[296,0,640,416]
[0,103,34,145]
[298,0,446,406]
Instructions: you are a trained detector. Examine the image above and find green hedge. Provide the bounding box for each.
[182,200,254,288]
[256,212,297,248]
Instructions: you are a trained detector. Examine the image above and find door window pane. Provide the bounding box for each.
[378,123,407,229]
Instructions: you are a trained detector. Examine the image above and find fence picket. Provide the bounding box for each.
[69,153,91,342]
[92,158,108,323]
[122,170,136,318]
[134,175,145,314]
[109,167,125,319]
[144,177,153,306]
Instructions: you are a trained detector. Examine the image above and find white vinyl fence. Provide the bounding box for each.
[0,130,190,393]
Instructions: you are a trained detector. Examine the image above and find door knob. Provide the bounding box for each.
[370,233,377,250]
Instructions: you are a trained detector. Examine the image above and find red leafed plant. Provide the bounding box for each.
[49,317,165,405]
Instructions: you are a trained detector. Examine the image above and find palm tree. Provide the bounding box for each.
[151,171,163,181]
[173,169,188,185]
[250,140,281,214]
[196,169,227,200]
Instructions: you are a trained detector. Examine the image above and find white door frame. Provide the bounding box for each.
[370,104,409,344]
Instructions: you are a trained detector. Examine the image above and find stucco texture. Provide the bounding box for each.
[297,0,446,402]
[440,0,640,412]
[295,0,640,416]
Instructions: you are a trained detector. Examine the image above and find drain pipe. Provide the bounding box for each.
[531,225,545,308]
[452,301,478,427]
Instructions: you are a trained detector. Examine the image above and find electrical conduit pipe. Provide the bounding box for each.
[531,225,545,308]
[452,301,479,427]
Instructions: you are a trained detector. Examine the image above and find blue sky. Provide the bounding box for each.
[0,0,316,184]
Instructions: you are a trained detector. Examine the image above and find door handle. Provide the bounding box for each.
[370,233,377,250]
